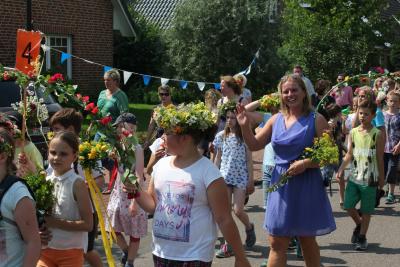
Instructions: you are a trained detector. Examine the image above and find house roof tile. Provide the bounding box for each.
[130,0,183,29]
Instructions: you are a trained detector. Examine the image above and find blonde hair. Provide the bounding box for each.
[204,89,222,110]
[278,74,312,115]
[233,73,247,89]
[104,69,120,83]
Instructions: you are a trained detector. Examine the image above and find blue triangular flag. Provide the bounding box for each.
[142,75,151,86]
[61,52,71,64]
[104,66,112,73]
[180,80,188,89]
[214,83,221,90]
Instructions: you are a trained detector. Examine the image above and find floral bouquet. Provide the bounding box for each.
[259,93,280,112]
[266,132,339,192]
[154,102,217,135]
[79,141,111,171]
[11,95,49,126]
[24,171,56,226]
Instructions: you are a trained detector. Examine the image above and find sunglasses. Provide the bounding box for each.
[159,93,170,97]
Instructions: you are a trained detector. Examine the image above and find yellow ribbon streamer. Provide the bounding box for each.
[84,169,116,267]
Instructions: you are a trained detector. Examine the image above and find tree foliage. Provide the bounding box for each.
[166,0,286,98]
[279,0,393,81]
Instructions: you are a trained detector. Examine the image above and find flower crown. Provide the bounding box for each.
[154,102,216,134]
[0,136,13,157]
[218,101,237,116]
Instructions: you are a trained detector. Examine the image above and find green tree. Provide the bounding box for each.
[114,5,169,103]
[166,0,286,98]
[279,0,392,81]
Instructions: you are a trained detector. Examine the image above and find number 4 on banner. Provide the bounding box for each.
[15,29,42,75]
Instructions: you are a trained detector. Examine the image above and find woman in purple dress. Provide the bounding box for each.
[237,74,336,266]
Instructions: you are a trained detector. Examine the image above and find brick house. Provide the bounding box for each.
[0,0,136,95]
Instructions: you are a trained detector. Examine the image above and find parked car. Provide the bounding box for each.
[0,79,62,160]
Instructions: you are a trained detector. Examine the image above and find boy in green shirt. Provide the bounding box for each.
[336,99,385,251]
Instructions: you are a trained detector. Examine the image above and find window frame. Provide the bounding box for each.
[44,35,72,79]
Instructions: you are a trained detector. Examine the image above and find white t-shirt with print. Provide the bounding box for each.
[151,156,222,262]
[0,181,34,267]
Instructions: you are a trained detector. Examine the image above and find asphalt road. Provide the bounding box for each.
[90,151,400,267]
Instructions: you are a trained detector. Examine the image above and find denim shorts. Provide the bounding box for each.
[384,153,399,184]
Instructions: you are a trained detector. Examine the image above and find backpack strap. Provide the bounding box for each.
[0,175,34,226]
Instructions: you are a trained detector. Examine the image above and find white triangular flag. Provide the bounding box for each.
[244,64,252,75]
[123,71,133,85]
[161,78,169,86]
[197,82,206,91]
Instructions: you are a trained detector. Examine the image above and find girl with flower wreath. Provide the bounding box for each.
[133,103,251,267]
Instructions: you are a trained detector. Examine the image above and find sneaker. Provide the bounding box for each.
[260,259,268,267]
[288,237,296,250]
[215,244,234,258]
[296,239,303,259]
[385,194,395,204]
[355,236,368,251]
[351,225,361,244]
[121,251,128,265]
[245,223,256,248]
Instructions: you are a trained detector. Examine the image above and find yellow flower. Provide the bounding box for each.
[88,152,97,159]
[47,131,54,140]
[305,147,313,152]
[79,156,85,161]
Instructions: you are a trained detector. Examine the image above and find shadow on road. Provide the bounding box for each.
[320,242,400,255]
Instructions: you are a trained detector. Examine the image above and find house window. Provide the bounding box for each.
[44,35,72,78]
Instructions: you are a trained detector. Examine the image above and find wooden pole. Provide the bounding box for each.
[20,84,27,153]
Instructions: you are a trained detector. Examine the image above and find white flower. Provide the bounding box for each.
[361,16,369,23]
[374,30,382,37]
[187,116,197,125]
[345,1,353,7]
[170,117,180,126]
[384,42,392,47]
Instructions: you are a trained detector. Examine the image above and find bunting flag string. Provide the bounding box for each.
[42,44,261,91]
[238,47,260,76]
[61,52,71,64]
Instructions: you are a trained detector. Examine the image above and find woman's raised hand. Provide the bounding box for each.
[235,104,250,127]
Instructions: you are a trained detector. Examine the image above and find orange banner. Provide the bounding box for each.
[15,29,42,75]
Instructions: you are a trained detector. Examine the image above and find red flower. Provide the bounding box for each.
[375,66,385,74]
[82,96,89,103]
[48,73,64,84]
[27,70,36,79]
[3,71,10,81]
[85,102,95,111]
[91,106,99,115]
[122,129,131,137]
[76,93,82,99]
[29,103,37,111]
[99,116,112,125]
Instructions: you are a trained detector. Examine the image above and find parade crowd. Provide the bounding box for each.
[1,66,399,267]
